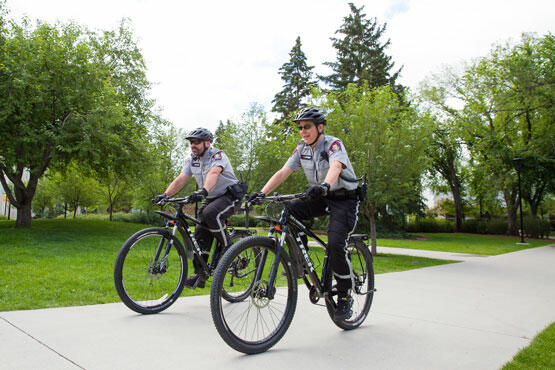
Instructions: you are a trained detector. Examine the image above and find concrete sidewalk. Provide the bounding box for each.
[1,245,554,370]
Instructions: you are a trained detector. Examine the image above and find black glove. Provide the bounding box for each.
[306,182,330,199]
[189,188,208,202]
[153,193,168,204]
[247,192,265,203]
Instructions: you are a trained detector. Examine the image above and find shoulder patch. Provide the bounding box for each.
[212,151,223,161]
[329,140,342,154]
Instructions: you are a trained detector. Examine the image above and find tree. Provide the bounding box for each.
[320,3,402,92]
[458,34,552,233]
[271,36,316,128]
[214,103,268,187]
[132,124,191,213]
[0,15,156,227]
[322,83,431,254]
[55,164,100,218]
[420,80,468,231]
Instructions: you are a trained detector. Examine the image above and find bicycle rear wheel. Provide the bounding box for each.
[325,240,374,330]
[210,236,298,354]
[114,228,187,314]
[221,230,256,303]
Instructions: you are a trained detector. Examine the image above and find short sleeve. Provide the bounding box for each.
[284,147,301,171]
[209,151,228,170]
[327,140,348,166]
[182,158,193,175]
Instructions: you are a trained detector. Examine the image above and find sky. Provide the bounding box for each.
[7,0,554,134]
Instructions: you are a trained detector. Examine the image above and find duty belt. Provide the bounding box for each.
[327,188,358,200]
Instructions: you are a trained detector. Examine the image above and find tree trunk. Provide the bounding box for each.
[109,203,113,221]
[446,161,464,232]
[15,201,32,228]
[368,205,377,256]
[503,185,519,235]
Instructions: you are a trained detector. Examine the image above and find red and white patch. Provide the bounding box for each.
[329,141,342,154]
[291,148,298,157]
[212,151,223,161]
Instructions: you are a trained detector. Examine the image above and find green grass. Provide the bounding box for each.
[1,219,454,311]
[502,322,555,369]
[377,233,551,255]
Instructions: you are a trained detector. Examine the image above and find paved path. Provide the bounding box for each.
[1,245,554,370]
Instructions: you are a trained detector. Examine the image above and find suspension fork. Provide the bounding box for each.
[155,225,177,270]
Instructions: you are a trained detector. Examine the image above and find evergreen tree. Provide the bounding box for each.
[321,3,402,91]
[271,36,316,126]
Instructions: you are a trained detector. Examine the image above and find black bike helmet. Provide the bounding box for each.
[292,107,326,125]
[186,127,213,142]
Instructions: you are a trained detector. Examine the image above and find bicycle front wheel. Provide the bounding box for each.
[114,228,187,314]
[210,236,298,354]
[325,239,374,330]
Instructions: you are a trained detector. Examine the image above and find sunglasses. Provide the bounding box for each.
[189,139,203,145]
[297,123,314,131]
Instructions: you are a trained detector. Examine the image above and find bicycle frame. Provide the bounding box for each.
[153,198,230,277]
[254,196,334,304]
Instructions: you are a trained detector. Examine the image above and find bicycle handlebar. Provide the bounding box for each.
[246,192,307,206]
[153,195,195,207]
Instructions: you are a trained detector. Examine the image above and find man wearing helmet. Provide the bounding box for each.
[249,107,360,321]
[154,127,242,289]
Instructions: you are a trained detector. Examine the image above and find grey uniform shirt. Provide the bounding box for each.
[182,146,239,199]
[285,135,358,191]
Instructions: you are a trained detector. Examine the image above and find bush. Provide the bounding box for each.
[405,217,455,233]
[0,214,7,221]
[229,213,259,228]
[112,212,164,226]
[523,216,551,239]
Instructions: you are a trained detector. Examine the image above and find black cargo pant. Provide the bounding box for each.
[288,195,359,293]
[193,193,236,273]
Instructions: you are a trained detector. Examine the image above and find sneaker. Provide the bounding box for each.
[334,294,353,321]
[184,274,206,289]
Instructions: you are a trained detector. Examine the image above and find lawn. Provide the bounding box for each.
[0,219,455,311]
[502,322,555,369]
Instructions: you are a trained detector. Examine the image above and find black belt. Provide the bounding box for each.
[327,188,358,200]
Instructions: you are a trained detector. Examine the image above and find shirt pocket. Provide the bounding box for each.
[318,157,330,179]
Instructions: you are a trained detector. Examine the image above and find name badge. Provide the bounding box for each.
[192,163,200,167]
[301,154,312,160]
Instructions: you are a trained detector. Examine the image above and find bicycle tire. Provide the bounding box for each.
[325,239,374,330]
[220,230,256,303]
[114,228,187,314]
[210,236,298,354]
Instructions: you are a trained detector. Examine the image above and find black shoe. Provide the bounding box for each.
[184,274,206,289]
[334,295,353,321]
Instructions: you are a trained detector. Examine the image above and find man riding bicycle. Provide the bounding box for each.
[154,127,243,289]
[249,107,361,321]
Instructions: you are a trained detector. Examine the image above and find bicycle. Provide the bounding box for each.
[114,195,254,314]
[209,193,375,354]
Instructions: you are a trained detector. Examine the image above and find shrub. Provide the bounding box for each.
[112,212,164,226]
[229,213,259,228]
[523,216,551,239]
[461,218,507,234]
[405,217,454,233]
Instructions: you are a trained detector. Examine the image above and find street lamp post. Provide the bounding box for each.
[512,158,528,245]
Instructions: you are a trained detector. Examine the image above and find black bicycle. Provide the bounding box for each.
[114,195,254,314]
[209,193,375,354]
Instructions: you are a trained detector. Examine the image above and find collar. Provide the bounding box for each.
[191,145,215,161]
